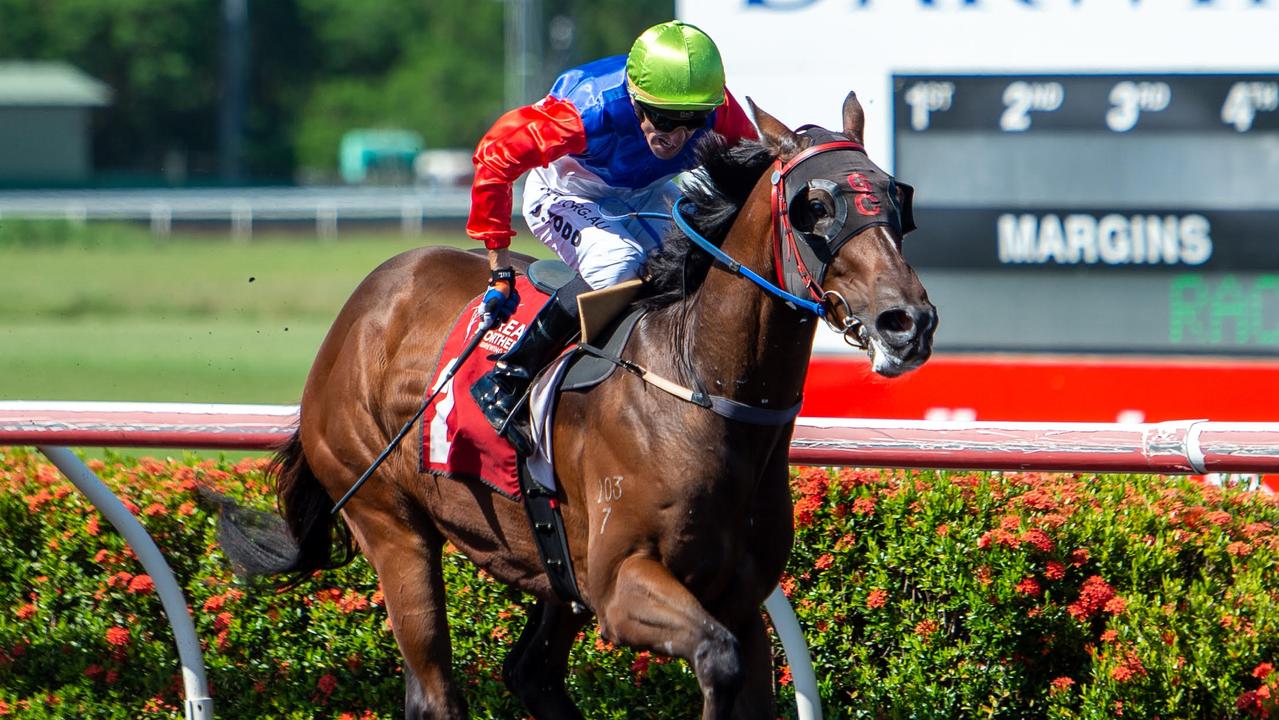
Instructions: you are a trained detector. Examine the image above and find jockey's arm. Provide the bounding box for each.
[467,96,587,265]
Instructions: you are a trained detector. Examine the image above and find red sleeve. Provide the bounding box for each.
[467,96,588,249]
[712,88,759,144]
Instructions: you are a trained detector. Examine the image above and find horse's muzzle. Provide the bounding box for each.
[868,303,937,377]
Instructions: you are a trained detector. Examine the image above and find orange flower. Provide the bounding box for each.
[1109,648,1147,683]
[316,673,338,695]
[127,574,155,594]
[866,588,888,609]
[105,626,130,647]
[337,591,370,614]
[1015,577,1042,597]
[1044,561,1066,580]
[977,529,1019,549]
[1254,662,1275,680]
[1068,575,1115,621]
[1021,528,1055,553]
[1104,596,1128,615]
[1049,676,1075,695]
[813,553,834,571]
[15,603,36,621]
[914,619,939,637]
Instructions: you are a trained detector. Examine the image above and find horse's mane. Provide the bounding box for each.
[640,134,776,309]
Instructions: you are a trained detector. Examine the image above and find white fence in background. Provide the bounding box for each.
[0,186,480,239]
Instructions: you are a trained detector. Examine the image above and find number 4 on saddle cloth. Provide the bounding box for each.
[419,260,642,502]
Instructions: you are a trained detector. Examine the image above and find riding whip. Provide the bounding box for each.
[330,302,501,516]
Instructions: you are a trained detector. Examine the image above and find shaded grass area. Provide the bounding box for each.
[0,317,327,403]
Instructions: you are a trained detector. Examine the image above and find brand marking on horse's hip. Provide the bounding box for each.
[596,475,624,534]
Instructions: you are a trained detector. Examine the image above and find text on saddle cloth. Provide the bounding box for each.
[420,275,563,499]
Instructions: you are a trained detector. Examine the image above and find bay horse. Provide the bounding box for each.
[214,93,936,719]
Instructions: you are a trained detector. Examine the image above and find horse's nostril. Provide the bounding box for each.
[875,308,915,338]
[876,305,934,345]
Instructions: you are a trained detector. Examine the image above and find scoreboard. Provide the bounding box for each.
[894,73,1279,355]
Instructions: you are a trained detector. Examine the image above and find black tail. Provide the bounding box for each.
[205,430,357,588]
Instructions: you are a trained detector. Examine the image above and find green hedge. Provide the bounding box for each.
[1,449,1277,718]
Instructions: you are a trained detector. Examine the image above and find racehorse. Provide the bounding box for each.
[213,93,936,719]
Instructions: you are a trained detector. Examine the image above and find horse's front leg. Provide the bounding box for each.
[594,556,744,720]
[727,609,776,720]
[503,599,590,719]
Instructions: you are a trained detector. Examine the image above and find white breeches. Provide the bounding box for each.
[522,171,682,290]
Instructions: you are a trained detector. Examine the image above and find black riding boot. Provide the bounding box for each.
[472,276,589,451]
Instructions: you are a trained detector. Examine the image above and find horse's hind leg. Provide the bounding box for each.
[595,556,744,720]
[504,600,589,719]
[351,508,467,719]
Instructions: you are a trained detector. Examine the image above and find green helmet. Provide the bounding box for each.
[625,21,725,111]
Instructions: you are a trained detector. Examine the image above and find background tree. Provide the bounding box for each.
[0,0,673,183]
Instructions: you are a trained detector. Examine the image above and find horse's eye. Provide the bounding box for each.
[807,199,829,219]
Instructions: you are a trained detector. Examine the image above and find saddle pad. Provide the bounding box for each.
[419,275,547,499]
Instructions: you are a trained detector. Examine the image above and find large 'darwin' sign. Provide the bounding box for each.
[679,1,1279,356]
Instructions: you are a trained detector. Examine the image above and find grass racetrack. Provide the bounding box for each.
[1,221,551,405]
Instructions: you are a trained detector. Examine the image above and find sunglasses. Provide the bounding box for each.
[635,101,710,133]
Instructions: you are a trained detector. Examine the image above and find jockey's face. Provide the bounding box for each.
[637,114,695,160]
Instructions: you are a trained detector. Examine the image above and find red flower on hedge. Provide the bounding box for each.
[977,529,1019,549]
[814,553,834,571]
[317,673,337,695]
[866,588,888,609]
[1050,676,1075,695]
[1255,662,1275,680]
[15,603,36,621]
[793,494,823,529]
[1021,528,1055,553]
[1044,561,1066,581]
[127,574,155,594]
[852,496,876,515]
[1015,577,1042,597]
[914,619,938,637]
[1068,575,1116,620]
[631,651,651,684]
[1110,649,1147,682]
[105,626,130,647]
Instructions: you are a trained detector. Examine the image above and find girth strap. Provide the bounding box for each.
[518,459,590,614]
[576,342,803,426]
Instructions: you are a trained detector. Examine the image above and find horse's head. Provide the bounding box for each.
[749,92,937,377]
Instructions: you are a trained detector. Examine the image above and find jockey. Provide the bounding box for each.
[467,20,758,445]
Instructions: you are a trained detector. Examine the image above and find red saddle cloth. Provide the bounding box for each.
[420,276,546,499]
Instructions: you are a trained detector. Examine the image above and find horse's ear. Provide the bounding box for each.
[842,91,865,145]
[747,96,801,158]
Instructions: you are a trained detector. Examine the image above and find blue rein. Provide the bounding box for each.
[634,197,827,317]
